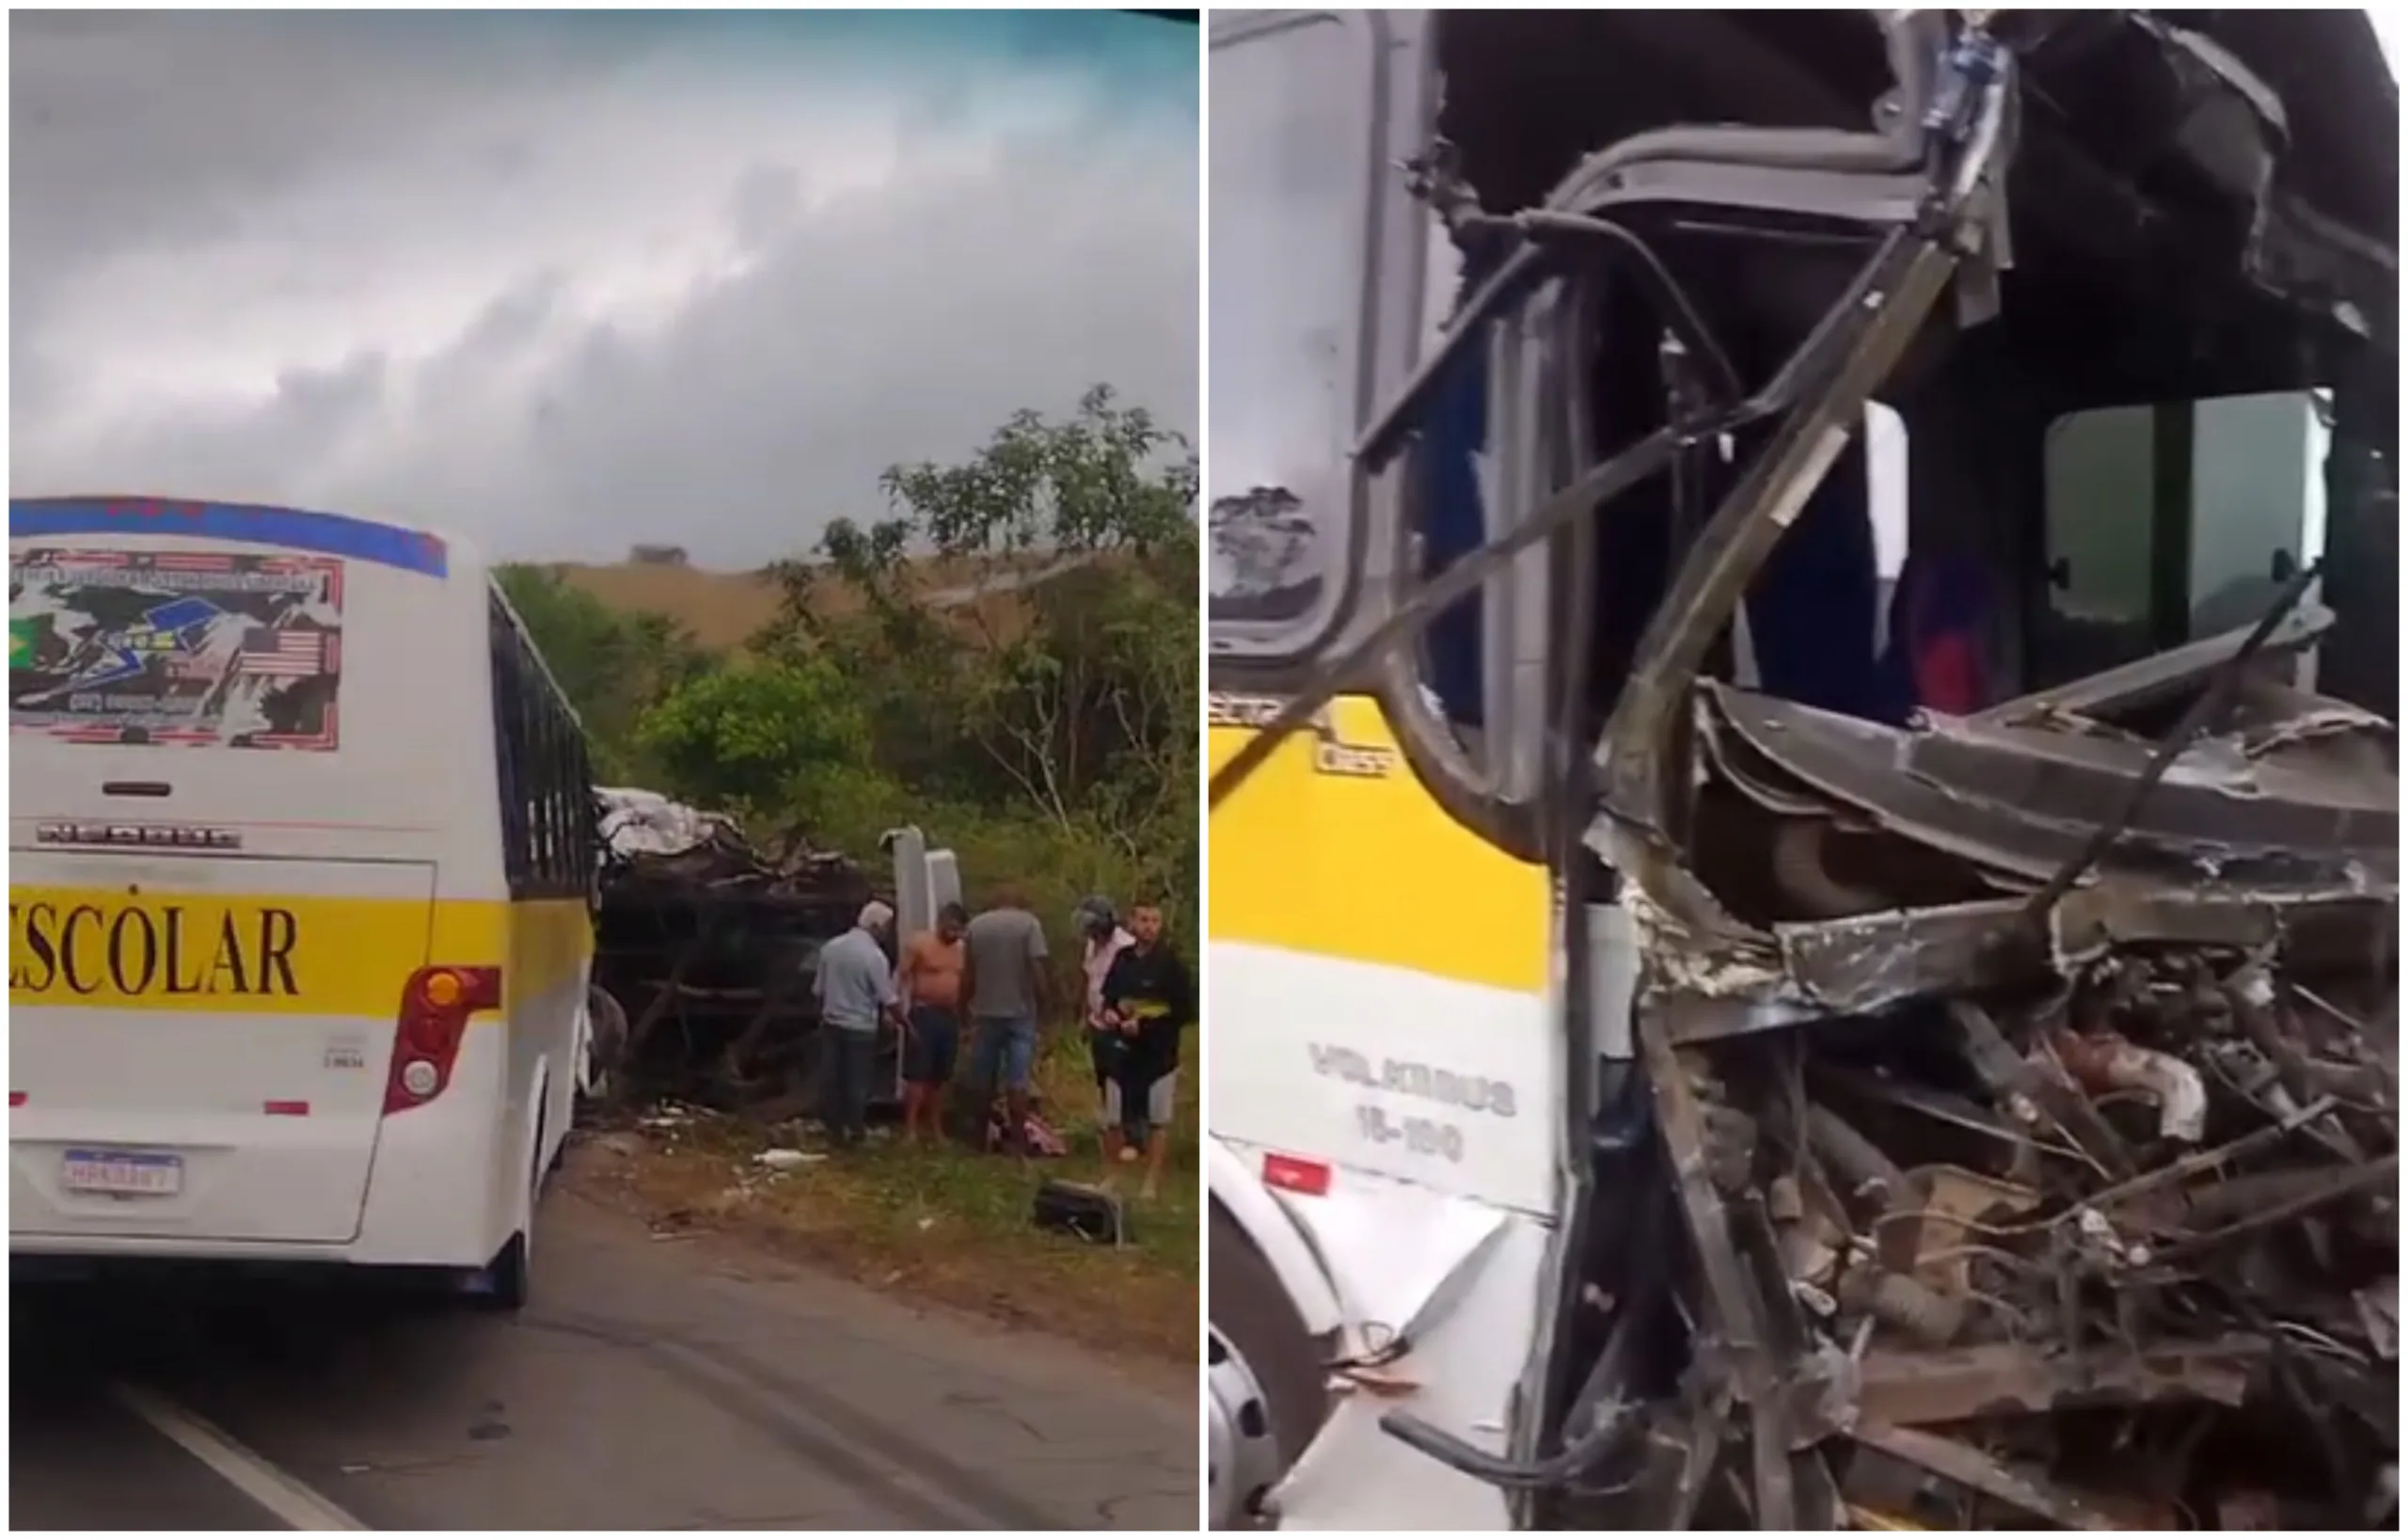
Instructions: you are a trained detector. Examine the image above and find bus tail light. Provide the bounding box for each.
[383,965,503,1115]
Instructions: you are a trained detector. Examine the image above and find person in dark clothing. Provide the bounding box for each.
[1074,894,1134,1120]
[1096,900,1195,1201]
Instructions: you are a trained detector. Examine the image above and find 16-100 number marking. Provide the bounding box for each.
[1354,1103,1465,1162]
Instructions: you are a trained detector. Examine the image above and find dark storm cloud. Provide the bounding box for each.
[12,11,1199,566]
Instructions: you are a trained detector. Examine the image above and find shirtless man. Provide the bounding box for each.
[895,901,970,1145]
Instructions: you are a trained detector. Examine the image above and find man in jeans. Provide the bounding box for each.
[895,901,970,1145]
[961,883,1053,1156]
[814,900,905,1150]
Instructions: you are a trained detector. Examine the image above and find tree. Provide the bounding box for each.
[752,386,1197,894]
[634,657,872,823]
[495,389,1198,940]
[496,564,711,782]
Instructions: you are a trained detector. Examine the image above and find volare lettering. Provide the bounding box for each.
[9,902,302,999]
[36,822,240,850]
[1307,1043,1519,1119]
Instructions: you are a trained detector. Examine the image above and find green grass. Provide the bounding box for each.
[578,1024,1198,1364]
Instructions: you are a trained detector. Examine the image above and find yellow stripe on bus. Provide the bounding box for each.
[1207,694,1549,994]
[8,889,593,1016]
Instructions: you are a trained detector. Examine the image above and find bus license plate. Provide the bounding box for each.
[62,1149,182,1197]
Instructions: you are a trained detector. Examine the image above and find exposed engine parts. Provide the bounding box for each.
[1623,905,2397,1528]
[1581,616,2398,1530]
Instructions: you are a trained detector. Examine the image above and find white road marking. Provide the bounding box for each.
[109,1382,369,1532]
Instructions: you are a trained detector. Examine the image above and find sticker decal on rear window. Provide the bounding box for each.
[9,547,345,751]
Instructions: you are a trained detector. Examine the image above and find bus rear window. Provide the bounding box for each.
[10,545,345,752]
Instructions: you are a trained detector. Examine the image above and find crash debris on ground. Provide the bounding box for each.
[587,786,872,1114]
[1592,628,2397,1530]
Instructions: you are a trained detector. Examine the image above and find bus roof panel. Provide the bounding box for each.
[10,497,452,579]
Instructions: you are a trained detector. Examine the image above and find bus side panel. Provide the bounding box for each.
[498,896,594,1222]
[1209,696,1564,1527]
[1229,1158,1551,1532]
[345,899,590,1271]
[1207,697,1559,1215]
[351,1016,512,1266]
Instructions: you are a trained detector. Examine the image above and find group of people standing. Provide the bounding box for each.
[810,886,1193,1199]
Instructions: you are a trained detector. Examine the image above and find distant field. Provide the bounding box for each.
[552,551,1093,653]
[555,562,786,651]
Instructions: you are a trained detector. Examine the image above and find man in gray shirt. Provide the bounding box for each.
[961,883,1053,1155]
[815,900,904,1149]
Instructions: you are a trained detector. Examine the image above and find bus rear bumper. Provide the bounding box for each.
[6,1242,495,1301]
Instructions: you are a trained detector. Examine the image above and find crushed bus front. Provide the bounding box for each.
[1211,9,2394,1532]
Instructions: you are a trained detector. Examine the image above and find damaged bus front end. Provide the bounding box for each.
[1210,9,2394,1531]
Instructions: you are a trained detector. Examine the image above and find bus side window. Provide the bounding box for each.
[2040,403,2158,681]
[489,595,534,897]
[524,697,547,893]
[571,735,597,896]
[2036,390,2326,690]
[519,648,545,890]
[531,676,562,894]
[543,698,574,896]
[2190,392,2327,636]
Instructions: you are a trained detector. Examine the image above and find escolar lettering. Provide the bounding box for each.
[9,902,300,998]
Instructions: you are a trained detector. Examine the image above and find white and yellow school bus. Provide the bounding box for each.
[9,496,595,1309]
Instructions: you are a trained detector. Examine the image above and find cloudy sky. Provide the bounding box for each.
[12,11,1197,567]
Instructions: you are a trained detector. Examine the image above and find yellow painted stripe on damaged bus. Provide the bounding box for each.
[8,889,594,1015]
[1207,693,1549,994]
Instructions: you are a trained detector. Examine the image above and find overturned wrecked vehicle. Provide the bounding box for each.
[1208,8,2394,1532]
[584,791,966,1118]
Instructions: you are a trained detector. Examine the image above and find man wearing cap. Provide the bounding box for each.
[814,900,906,1150]
[1075,896,1136,1126]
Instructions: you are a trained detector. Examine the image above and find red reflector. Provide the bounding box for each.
[1263,1152,1331,1197]
[263,1100,310,1117]
[8,1092,23,1107]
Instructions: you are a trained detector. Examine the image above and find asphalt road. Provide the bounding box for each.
[12,1170,1197,1531]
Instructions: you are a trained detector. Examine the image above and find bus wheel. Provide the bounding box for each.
[1210,1204,1331,1529]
